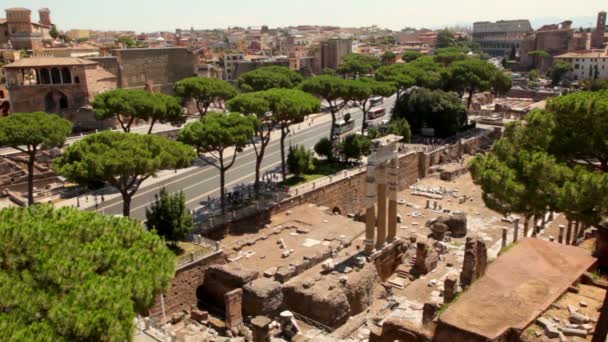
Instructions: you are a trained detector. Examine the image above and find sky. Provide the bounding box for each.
[3,0,606,32]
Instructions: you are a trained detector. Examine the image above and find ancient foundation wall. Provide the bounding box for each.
[369,318,433,342]
[146,250,225,317]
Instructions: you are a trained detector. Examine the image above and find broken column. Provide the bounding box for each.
[225,288,244,330]
[513,218,520,242]
[558,225,565,244]
[387,158,399,243]
[523,217,529,238]
[502,228,508,249]
[376,164,388,249]
[414,239,438,275]
[444,275,458,304]
[365,155,377,255]
[566,221,573,245]
[460,236,487,289]
[573,222,579,245]
[251,316,272,342]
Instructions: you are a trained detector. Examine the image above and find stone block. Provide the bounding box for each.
[243,278,283,316]
[190,309,208,323]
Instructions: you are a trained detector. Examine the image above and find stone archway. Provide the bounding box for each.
[45,90,69,113]
[0,101,10,116]
[332,206,342,216]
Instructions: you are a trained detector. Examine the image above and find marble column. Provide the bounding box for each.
[376,164,388,250]
[365,158,377,254]
[387,158,399,243]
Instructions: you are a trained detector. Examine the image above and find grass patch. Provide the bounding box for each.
[498,241,518,256]
[282,160,353,187]
[451,241,464,248]
[436,292,463,318]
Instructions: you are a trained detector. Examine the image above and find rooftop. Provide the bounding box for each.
[556,49,608,59]
[4,57,98,68]
[438,238,596,340]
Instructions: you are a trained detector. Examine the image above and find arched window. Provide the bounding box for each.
[61,68,72,84]
[74,76,80,84]
[40,68,51,84]
[59,94,68,109]
[51,68,61,84]
[0,90,4,99]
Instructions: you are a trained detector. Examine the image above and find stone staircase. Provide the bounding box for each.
[388,258,416,289]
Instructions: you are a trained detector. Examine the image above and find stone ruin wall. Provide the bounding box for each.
[146,250,225,318]
[154,130,500,320]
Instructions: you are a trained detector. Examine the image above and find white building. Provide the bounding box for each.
[555,50,608,81]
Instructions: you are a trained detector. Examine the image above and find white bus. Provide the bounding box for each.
[367,107,386,121]
[334,120,355,140]
[370,96,384,107]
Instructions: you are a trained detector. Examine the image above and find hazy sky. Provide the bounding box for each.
[2,0,606,32]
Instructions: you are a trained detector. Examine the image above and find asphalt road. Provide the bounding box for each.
[94,96,397,219]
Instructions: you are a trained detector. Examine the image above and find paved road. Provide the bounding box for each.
[94,96,397,219]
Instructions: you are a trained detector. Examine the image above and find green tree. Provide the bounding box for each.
[389,118,412,143]
[287,145,315,176]
[237,66,303,92]
[550,59,573,86]
[314,137,333,161]
[0,112,72,205]
[402,50,423,63]
[435,29,456,48]
[49,24,59,39]
[146,93,186,134]
[299,75,354,146]
[341,134,371,161]
[434,47,468,66]
[581,78,608,91]
[226,92,272,194]
[146,188,192,248]
[491,70,513,96]
[174,77,237,116]
[264,89,320,181]
[349,78,396,134]
[116,35,135,48]
[381,51,397,66]
[446,58,499,109]
[546,91,608,171]
[528,69,540,82]
[393,87,468,137]
[54,132,195,217]
[0,205,175,341]
[337,53,382,79]
[528,50,550,70]
[92,89,160,133]
[376,57,444,102]
[178,112,256,213]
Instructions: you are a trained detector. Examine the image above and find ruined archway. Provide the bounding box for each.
[332,207,342,216]
[51,68,61,84]
[45,91,69,113]
[0,102,10,116]
[40,68,51,84]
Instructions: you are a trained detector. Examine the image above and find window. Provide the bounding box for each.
[74,76,80,84]
[61,68,72,84]
[40,68,51,84]
[51,68,61,84]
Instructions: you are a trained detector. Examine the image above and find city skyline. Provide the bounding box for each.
[2,0,606,32]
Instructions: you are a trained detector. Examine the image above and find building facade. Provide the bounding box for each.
[0,8,52,50]
[555,50,608,81]
[473,20,533,57]
[3,57,117,127]
[321,38,352,70]
[519,12,608,71]
[89,48,196,93]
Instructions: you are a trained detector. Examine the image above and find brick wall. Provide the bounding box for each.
[111,48,196,93]
[146,250,225,317]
